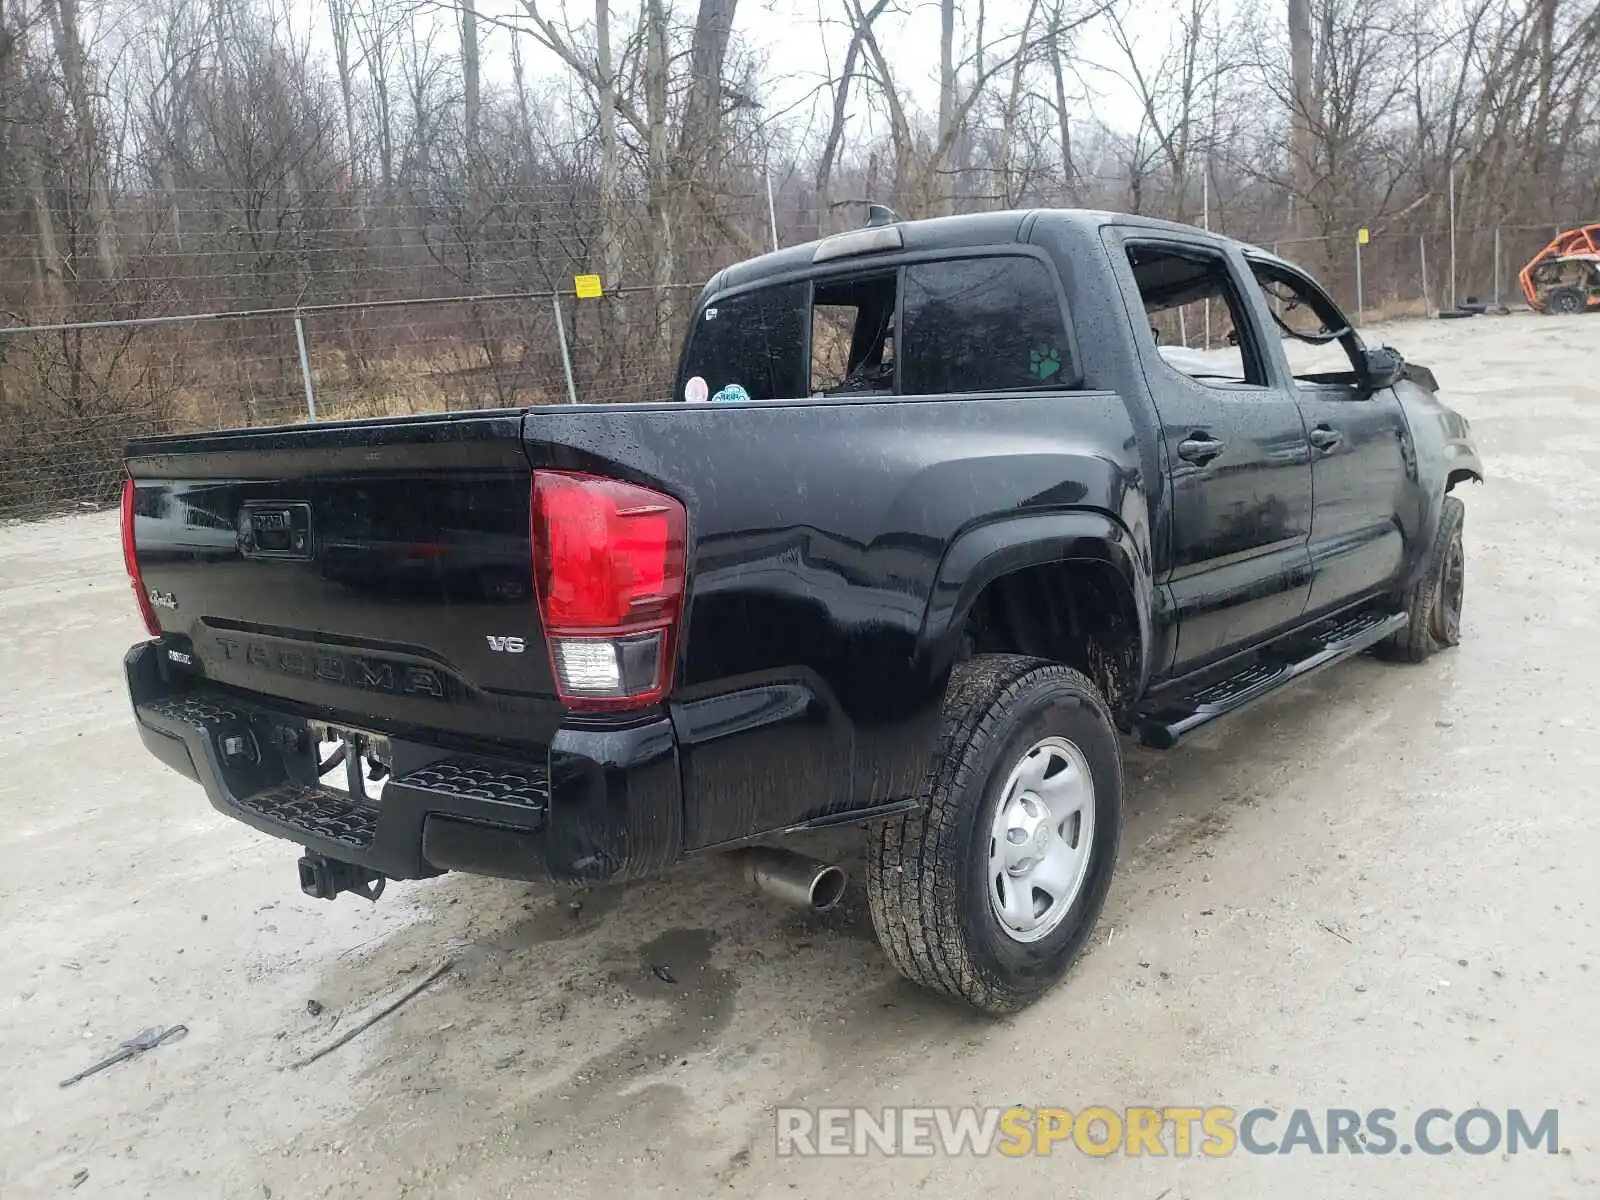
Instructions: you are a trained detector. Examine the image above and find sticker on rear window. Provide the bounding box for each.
[685,375,709,403]
[711,383,751,403]
[705,307,719,321]
[1030,344,1063,381]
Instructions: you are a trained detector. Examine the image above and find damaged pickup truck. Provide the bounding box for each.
[120,209,1482,1014]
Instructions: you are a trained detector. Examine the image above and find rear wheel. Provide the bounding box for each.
[866,655,1122,1014]
[1380,494,1465,663]
[1547,288,1585,315]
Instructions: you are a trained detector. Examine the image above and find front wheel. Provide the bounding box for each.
[1380,494,1465,663]
[866,655,1123,1014]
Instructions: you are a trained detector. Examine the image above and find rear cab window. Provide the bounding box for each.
[811,273,897,395]
[677,253,1076,402]
[677,282,809,402]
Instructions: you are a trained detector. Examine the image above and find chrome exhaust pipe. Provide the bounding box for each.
[737,848,847,912]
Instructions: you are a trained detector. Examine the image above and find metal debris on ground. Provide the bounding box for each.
[60,1024,188,1087]
[651,964,677,985]
[288,958,456,1069]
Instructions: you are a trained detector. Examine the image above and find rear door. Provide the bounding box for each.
[1242,257,1410,615]
[1111,233,1313,675]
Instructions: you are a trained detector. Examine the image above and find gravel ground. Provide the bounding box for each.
[1,312,1596,1198]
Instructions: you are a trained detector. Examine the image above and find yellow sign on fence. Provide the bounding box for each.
[1357,228,1370,245]
[574,274,604,299]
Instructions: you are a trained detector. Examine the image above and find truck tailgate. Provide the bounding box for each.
[125,411,564,749]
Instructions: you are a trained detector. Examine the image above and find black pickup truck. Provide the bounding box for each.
[121,208,1482,1013]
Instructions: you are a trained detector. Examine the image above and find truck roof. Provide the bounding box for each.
[709,207,1270,295]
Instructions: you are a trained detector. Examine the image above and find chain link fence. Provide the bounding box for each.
[1272,218,1597,322]
[0,283,700,520]
[2,216,1595,522]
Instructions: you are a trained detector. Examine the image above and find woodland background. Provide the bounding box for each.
[0,0,1595,513]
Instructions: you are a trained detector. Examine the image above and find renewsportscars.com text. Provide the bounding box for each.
[775,1106,1561,1158]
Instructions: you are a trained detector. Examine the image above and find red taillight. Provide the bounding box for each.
[530,471,686,710]
[121,479,162,637]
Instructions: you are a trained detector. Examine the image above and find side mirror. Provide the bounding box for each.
[1361,345,1405,390]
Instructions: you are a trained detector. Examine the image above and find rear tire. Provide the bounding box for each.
[866,655,1122,1014]
[1547,288,1585,315]
[1379,494,1465,663]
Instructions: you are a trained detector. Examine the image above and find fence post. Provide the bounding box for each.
[551,293,579,404]
[1419,236,1430,316]
[1493,226,1502,308]
[1447,167,1458,311]
[766,172,780,253]
[293,313,318,422]
[1355,235,1365,325]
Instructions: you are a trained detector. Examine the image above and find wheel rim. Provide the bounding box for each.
[987,736,1096,943]
[1433,534,1464,643]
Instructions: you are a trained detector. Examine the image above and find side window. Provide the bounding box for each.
[810,273,897,395]
[1125,243,1265,387]
[678,281,808,402]
[900,257,1073,395]
[1246,260,1362,386]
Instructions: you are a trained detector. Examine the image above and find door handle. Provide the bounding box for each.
[1176,433,1226,466]
[1308,425,1343,453]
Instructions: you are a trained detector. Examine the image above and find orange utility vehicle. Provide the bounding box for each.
[1520,224,1600,313]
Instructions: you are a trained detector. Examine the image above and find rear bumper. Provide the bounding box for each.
[125,641,683,884]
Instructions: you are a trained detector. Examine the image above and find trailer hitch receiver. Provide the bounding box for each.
[297,852,386,902]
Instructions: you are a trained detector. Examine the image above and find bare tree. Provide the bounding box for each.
[814,0,891,212]
[1102,0,1219,221]
[458,0,479,164]
[350,0,399,247]
[326,0,363,206]
[45,0,117,277]
[592,0,622,290]
[1046,0,1082,196]
[1287,0,1315,235]
[2,1,64,305]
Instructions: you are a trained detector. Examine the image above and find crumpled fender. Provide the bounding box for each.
[1393,367,1483,589]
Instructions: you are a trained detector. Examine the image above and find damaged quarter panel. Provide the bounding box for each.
[1392,362,1484,589]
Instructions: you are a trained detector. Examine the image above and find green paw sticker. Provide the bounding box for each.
[1030,344,1062,381]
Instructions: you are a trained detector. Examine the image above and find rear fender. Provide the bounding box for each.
[919,509,1153,696]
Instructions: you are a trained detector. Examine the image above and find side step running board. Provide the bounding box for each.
[1137,610,1408,749]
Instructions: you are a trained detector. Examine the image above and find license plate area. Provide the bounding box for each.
[310,723,393,805]
[240,501,313,560]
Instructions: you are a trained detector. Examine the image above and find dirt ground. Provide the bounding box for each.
[2,312,1596,1199]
